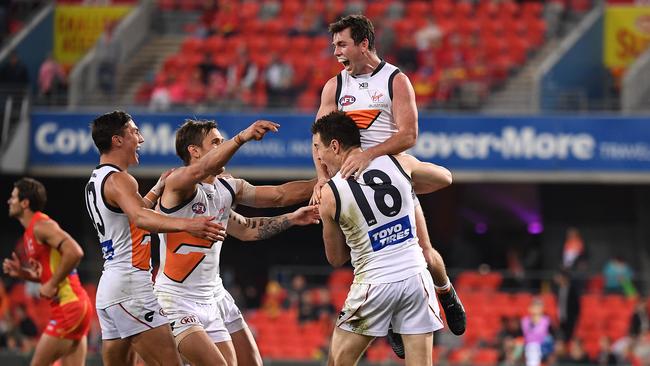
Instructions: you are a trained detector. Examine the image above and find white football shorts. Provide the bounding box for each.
[336,269,444,337]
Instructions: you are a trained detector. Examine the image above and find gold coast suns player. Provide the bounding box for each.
[4,178,91,366]
[155,118,316,366]
[86,111,225,366]
[311,15,466,357]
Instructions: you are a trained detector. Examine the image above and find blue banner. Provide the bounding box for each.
[29,112,650,177]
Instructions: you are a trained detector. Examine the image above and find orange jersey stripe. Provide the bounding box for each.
[129,222,151,270]
[163,232,213,283]
[345,110,382,129]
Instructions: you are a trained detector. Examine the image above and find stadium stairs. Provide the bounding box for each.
[81,10,201,106]
[480,39,559,114]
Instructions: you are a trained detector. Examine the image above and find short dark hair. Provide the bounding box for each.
[90,111,132,154]
[14,177,47,212]
[329,15,375,51]
[175,119,217,165]
[311,111,360,150]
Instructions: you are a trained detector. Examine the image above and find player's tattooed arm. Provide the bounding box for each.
[227,206,319,241]
[227,211,290,241]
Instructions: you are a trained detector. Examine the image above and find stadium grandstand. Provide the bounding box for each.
[1,0,650,365]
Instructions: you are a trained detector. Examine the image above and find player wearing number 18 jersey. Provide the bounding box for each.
[314,17,466,357]
[313,111,452,365]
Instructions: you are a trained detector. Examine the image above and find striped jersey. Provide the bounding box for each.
[23,212,87,306]
[85,164,153,308]
[155,178,236,302]
[335,60,401,149]
[327,155,425,284]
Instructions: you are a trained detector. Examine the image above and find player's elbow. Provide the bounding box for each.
[441,169,453,187]
[326,253,347,267]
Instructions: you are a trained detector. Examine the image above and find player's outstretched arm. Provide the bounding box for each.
[226,206,320,241]
[395,154,452,194]
[170,120,280,190]
[319,185,351,267]
[33,219,84,299]
[234,178,318,208]
[106,171,225,242]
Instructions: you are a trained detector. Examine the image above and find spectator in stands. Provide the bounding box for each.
[554,269,581,341]
[414,19,443,56]
[265,53,295,108]
[372,16,395,56]
[629,298,649,339]
[96,21,121,97]
[557,338,592,365]
[521,298,554,366]
[225,46,258,104]
[149,80,172,112]
[0,52,28,86]
[395,33,418,73]
[37,53,67,105]
[596,336,617,366]
[204,70,228,105]
[198,52,218,85]
[502,247,527,291]
[603,256,635,296]
[261,280,286,318]
[290,2,324,36]
[284,274,307,310]
[183,70,206,107]
[497,316,524,346]
[297,290,317,323]
[498,335,524,366]
[562,227,585,269]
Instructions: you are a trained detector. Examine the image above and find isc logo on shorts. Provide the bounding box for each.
[368,215,413,252]
[339,95,356,106]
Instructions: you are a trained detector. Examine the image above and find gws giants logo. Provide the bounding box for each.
[339,95,356,106]
[192,202,206,214]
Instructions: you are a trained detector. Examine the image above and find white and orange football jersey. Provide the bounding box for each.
[85,164,153,308]
[155,178,237,302]
[336,60,401,149]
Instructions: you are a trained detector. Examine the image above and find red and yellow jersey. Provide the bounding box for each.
[335,60,401,150]
[23,212,86,306]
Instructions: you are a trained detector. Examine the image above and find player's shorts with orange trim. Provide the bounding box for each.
[44,294,92,341]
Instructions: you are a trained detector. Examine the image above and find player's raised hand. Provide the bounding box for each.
[185,216,227,242]
[289,205,321,226]
[238,120,280,142]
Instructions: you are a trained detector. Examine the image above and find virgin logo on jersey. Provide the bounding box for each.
[368,215,413,252]
[192,202,206,214]
[339,95,356,106]
[369,90,384,103]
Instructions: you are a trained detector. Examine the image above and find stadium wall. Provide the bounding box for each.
[22,111,650,182]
